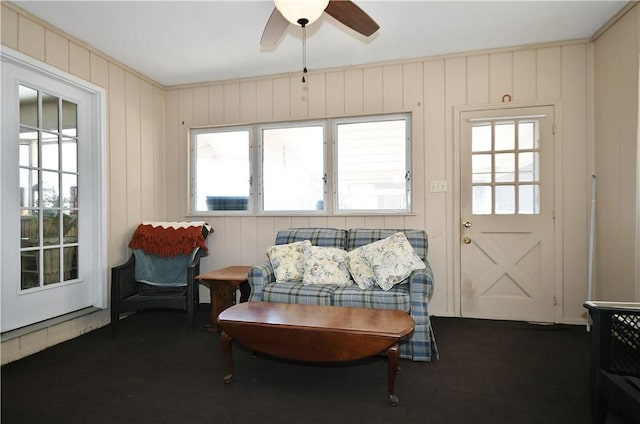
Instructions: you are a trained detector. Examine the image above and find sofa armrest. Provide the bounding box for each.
[409,259,433,296]
[407,259,434,326]
[248,261,275,302]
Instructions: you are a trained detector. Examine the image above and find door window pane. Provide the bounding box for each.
[20,127,38,167]
[41,171,60,208]
[63,246,78,281]
[20,210,39,248]
[42,93,59,133]
[18,85,81,289]
[21,250,39,289]
[473,186,492,215]
[472,154,492,183]
[519,152,539,182]
[19,85,38,127]
[63,213,78,244]
[62,100,77,137]
[519,121,537,149]
[20,168,39,209]
[471,118,542,216]
[495,122,515,151]
[495,153,515,182]
[43,211,60,246]
[472,124,492,151]
[61,137,77,173]
[263,126,324,211]
[62,173,77,209]
[519,185,540,214]
[495,185,515,214]
[41,132,59,170]
[43,248,60,285]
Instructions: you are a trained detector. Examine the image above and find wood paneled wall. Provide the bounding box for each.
[593,5,640,302]
[166,40,594,323]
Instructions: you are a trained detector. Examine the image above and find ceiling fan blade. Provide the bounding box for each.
[260,7,289,46]
[325,1,379,37]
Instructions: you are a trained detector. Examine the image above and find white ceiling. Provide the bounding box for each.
[13,0,629,87]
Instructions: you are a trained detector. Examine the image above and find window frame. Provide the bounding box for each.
[188,113,413,216]
[257,120,328,215]
[332,113,412,215]
[189,125,254,215]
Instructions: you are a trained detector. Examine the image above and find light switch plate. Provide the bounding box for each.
[430,180,447,192]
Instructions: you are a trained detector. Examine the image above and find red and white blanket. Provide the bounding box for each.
[128,221,212,258]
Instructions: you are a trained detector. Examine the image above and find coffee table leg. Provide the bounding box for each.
[387,343,400,406]
[220,330,234,383]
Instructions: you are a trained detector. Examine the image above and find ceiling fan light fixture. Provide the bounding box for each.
[274,0,329,26]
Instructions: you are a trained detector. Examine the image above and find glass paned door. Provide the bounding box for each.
[19,85,79,289]
[459,106,556,323]
[2,49,105,332]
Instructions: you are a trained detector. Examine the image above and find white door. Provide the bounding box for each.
[459,106,555,322]
[1,50,106,331]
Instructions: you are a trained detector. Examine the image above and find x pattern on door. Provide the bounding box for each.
[471,230,541,299]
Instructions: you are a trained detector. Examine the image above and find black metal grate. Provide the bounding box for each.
[609,312,640,377]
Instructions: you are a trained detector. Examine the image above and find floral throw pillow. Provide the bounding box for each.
[302,246,352,286]
[360,232,426,291]
[346,246,377,290]
[266,240,312,282]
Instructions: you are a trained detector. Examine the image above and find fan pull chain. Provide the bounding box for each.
[298,18,309,83]
[302,26,307,82]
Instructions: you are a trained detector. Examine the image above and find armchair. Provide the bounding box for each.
[110,222,212,337]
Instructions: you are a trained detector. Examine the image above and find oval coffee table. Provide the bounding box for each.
[217,301,415,406]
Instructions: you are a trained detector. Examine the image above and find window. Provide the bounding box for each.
[261,124,325,212]
[190,113,411,215]
[334,115,410,212]
[191,128,251,212]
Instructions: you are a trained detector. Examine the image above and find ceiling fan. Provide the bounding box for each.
[260,0,380,47]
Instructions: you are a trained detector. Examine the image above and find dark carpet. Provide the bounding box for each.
[0,306,609,423]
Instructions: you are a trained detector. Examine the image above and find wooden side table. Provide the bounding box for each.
[196,265,251,332]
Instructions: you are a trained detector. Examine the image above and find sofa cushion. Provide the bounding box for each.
[333,283,411,312]
[360,232,426,291]
[262,281,335,305]
[276,228,348,250]
[346,246,377,289]
[347,228,428,260]
[302,246,352,286]
[266,240,312,282]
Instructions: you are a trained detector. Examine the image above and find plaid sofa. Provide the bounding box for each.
[248,228,438,362]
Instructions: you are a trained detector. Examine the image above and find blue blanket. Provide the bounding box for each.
[133,248,199,287]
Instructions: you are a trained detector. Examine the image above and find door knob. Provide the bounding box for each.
[462,220,472,228]
[463,236,472,244]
